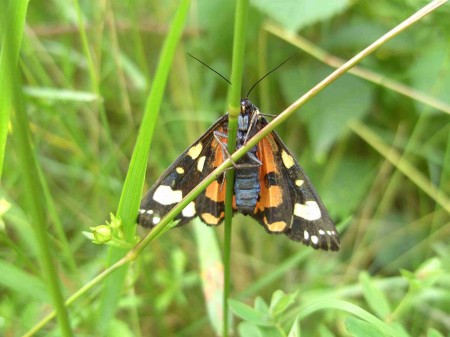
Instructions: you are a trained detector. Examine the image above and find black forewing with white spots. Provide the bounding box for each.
[138,115,228,228]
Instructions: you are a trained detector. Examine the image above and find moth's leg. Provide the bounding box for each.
[214,130,262,169]
[213,131,238,168]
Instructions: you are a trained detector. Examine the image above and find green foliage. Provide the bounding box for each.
[250,0,351,32]
[1,0,449,336]
[230,290,299,336]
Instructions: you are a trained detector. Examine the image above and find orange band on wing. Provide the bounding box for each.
[255,136,284,211]
[205,180,226,202]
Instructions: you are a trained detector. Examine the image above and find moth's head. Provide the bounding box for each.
[240,98,258,116]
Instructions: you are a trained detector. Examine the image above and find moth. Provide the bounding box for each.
[138,98,339,251]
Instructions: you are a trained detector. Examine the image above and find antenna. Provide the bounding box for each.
[187,53,231,85]
[246,55,295,98]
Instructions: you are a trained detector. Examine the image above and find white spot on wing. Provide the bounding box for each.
[146,210,153,215]
[182,201,196,218]
[281,150,294,169]
[176,167,185,174]
[188,143,203,160]
[311,235,319,245]
[197,156,206,172]
[295,179,304,187]
[319,229,325,235]
[153,216,161,225]
[304,230,310,241]
[139,209,145,214]
[153,185,182,205]
[294,201,321,221]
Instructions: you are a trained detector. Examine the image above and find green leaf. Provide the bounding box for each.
[229,299,273,326]
[345,317,387,337]
[359,272,391,320]
[250,0,350,31]
[254,296,270,314]
[269,290,298,317]
[258,326,286,337]
[238,322,264,337]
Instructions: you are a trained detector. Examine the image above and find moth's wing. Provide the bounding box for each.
[195,122,238,226]
[138,115,229,228]
[252,121,339,251]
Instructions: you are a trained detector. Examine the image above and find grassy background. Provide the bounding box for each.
[1,0,449,336]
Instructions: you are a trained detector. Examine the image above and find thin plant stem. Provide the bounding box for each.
[224,1,250,335]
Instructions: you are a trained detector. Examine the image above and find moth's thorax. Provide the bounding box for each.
[237,114,250,131]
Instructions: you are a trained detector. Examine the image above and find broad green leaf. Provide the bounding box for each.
[258,326,285,337]
[269,290,298,317]
[255,296,270,314]
[238,322,264,337]
[229,299,273,326]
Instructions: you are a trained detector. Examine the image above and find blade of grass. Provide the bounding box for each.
[2,1,74,335]
[224,1,249,336]
[298,299,400,337]
[0,0,28,177]
[96,0,191,333]
[11,39,74,337]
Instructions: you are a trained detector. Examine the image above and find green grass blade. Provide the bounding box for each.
[2,1,74,335]
[224,1,249,336]
[96,0,191,333]
[298,299,401,337]
[0,0,28,177]
[11,47,74,337]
